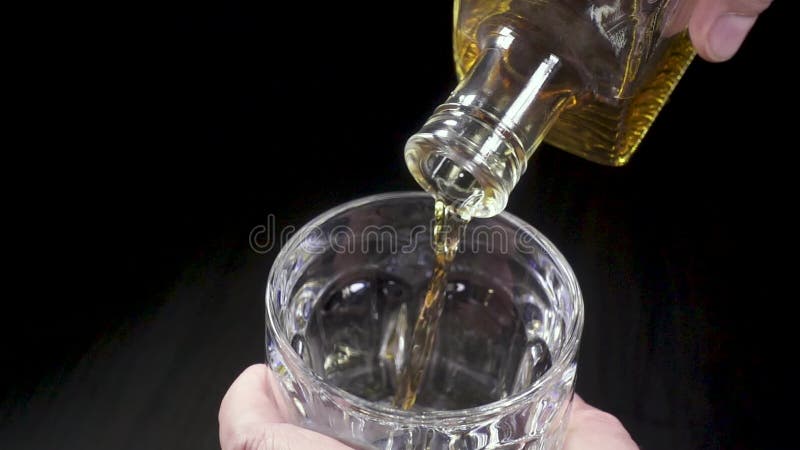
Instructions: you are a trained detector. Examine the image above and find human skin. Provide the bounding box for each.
[218,3,775,448]
[219,364,638,450]
[690,0,773,62]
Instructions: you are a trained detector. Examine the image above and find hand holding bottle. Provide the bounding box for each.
[691,0,772,61]
[404,0,777,217]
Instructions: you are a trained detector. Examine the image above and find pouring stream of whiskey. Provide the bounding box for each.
[393,198,469,410]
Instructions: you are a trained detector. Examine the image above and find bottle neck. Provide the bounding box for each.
[405,35,576,217]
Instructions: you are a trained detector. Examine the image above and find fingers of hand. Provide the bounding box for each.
[219,364,284,449]
[219,364,354,450]
[222,422,354,450]
[690,0,773,61]
[564,395,639,450]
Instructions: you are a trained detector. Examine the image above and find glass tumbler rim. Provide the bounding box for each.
[266,191,583,426]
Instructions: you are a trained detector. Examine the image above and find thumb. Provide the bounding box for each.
[689,0,772,62]
[221,422,353,450]
[219,364,353,450]
[564,395,638,450]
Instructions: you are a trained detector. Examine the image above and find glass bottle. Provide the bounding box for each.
[405,0,696,217]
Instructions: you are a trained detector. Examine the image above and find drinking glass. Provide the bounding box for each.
[265,192,583,449]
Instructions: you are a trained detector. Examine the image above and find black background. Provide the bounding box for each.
[2,1,795,449]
